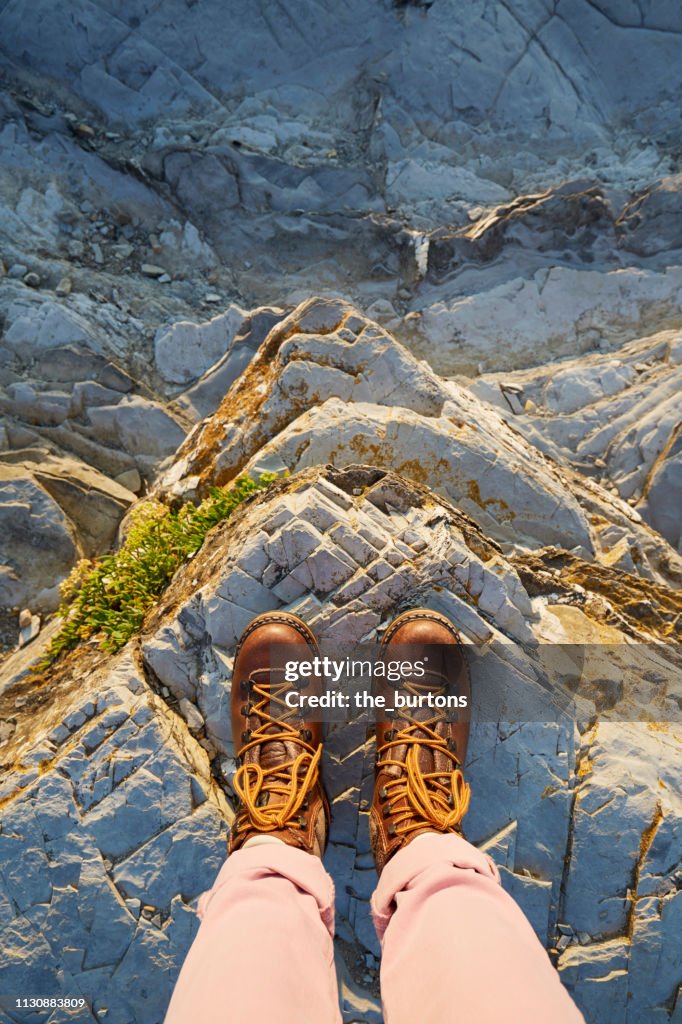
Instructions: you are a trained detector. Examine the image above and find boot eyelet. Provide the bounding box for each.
[384,729,395,741]
[240,703,253,717]
[300,728,312,742]
[302,798,309,810]
[379,786,388,801]
[239,679,250,693]
[241,729,252,743]
[382,804,393,818]
[387,823,397,838]
[298,815,307,829]
[447,738,458,753]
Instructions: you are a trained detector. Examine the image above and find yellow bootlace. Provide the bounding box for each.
[233,669,321,834]
[377,677,471,837]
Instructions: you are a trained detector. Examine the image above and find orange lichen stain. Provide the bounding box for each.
[467,479,483,505]
[541,785,556,799]
[461,579,480,605]
[518,549,682,641]
[188,318,309,488]
[396,459,428,484]
[465,479,512,514]
[639,805,663,860]
[0,786,26,812]
[646,722,670,734]
[349,434,382,462]
[627,803,664,940]
[576,754,594,779]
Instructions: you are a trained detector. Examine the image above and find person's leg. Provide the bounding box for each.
[372,832,584,1024]
[165,840,341,1024]
[370,609,584,1024]
[166,612,340,1023]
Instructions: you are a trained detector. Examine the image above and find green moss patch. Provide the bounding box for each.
[40,474,276,667]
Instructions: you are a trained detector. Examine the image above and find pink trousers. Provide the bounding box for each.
[165,833,585,1023]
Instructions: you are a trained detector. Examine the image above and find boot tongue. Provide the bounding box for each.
[258,738,289,774]
[254,728,304,810]
[397,670,451,776]
[241,671,309,803]
[390,720,451,779]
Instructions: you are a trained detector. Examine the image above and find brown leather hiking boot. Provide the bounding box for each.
[228,612,329,857]
[370,609,472,873]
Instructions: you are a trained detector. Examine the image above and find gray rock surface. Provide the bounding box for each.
[172,306,287,420]
[1,3,682,1021]
[1,449,136,558]
[468,327,682,553]
[0,465,79,611]
[154,305,249,386]
[161,298,682,588]
[4,464,679,1023]
[0,649,230,1024]
[1,0,682,364]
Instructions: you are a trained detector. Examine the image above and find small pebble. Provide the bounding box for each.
[18,608,32,629]
[179,697,204,733]
[114,468,142,493]
[205,292,221,303]
[19,613,41,647]
[141,263,166,278]
[23,272,41,288]
[55,277,72,296]
[8,263,28,278]
[73,121,95,139]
